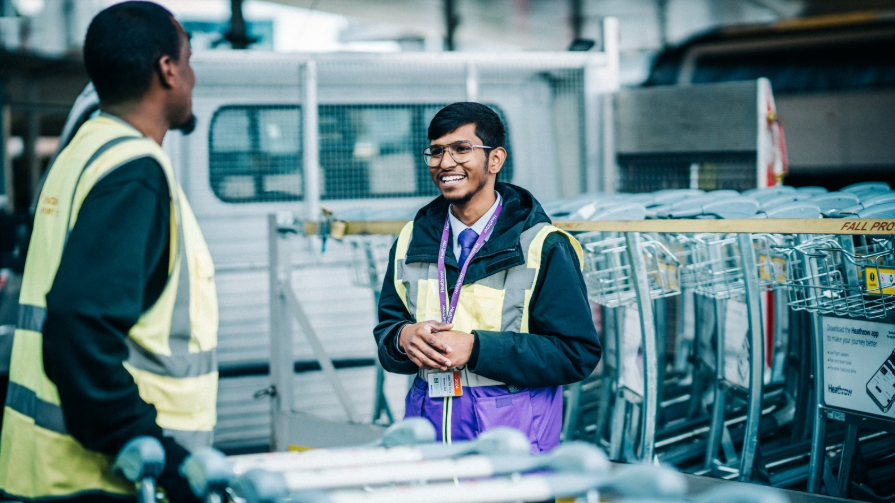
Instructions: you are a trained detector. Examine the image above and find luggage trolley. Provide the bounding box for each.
[110,425,790,503]
[178,419,705,503]
[777,207,895,499]
[653,195,775,482]
[579,204,682,463]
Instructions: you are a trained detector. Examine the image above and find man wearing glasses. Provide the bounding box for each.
[375,102,601,452]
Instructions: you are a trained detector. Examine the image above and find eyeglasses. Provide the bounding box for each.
[423,141,493,167]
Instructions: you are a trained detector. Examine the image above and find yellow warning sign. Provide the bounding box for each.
[658,262,680,291]
[758,255,786,283]
[866,267,895,295]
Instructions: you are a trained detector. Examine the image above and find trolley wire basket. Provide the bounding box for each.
[583,234,681,308]
[666,233,785,299]
[780,235,895,319]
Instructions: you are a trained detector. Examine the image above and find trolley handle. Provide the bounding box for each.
[113,436,165,503]
[639,238,682,267]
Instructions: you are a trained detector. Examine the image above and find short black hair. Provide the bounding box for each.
[428,102,507,150]
[84,1,182,106]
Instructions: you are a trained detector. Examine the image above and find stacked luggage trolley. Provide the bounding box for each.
[552,183,895,499]
[112,419,790,503]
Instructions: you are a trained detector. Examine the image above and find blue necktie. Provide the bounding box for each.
[457,228,479,267]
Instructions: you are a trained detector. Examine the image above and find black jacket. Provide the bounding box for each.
[374,183,602,388]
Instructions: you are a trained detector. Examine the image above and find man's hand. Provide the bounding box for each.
[399,321,455,370]
[433,331,475,368]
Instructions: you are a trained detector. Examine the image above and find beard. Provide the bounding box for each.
[173,113,197,135]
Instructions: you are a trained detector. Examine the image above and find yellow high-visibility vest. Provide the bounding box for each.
[0,115,218,500]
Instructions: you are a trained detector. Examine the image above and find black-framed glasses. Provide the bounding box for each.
[423,141,493,167]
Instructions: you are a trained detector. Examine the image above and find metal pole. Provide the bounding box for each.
[562,382,582,441]
[226,0,255,49]
[25,85,40,205]
[654,298,667,424]
[838,424,859,498]
[363,243,393,425]
[625,232,657,463]
[302,61,320,222]
[268,214,295,451]
[704,297,726,471]
[583,62,602,194]
[465,63,478,102]
[594,307,616,446]
[655,0,668,49]
[595,17,620,193]
[807,312,826,493]
[443,0,460,51]
[281,285,361,423]
[569,0,584,41]
[737,232,764,481]
[0,78,9,209]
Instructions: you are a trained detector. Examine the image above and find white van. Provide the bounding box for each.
[55,48,619,451]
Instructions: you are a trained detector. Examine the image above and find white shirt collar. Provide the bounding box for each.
[448,191,501,260]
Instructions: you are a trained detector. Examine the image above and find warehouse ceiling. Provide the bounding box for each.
[262,0,894,53]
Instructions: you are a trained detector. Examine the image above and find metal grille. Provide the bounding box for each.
[617,154,758,193]
[318,104,513,200]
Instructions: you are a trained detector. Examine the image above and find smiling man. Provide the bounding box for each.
[374,102,601,451]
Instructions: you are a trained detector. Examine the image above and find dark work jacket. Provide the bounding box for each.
[374,182,602,388]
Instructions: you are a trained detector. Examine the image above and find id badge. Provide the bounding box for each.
[427,371,462,398]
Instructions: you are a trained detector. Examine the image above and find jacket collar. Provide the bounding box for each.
[405,183,551,282]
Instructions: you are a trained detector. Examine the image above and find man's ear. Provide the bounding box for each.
[156,55,176,90]
[488,147,506,175]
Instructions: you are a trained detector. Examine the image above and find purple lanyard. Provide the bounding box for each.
[437,200,503,324]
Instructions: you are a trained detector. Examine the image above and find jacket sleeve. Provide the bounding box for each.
[373,239,418,374]
[469,232,602,387]
[42,159,198,502]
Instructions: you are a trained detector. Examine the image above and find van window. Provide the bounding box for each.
[209,105,304,202]
[209,104,512,203]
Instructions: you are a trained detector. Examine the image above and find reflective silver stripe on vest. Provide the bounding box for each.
[5,382,68,435]
[398,223,548,387]
[17,304,47,333]
[498,224,546,334]
[124,214,217,379]
[125,337,217,379]
[168,224,192,349]
[163,428,213,452]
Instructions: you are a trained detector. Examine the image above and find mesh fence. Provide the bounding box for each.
[207,54,597,205]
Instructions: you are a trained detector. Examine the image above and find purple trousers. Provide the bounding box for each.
[404,376,563,453]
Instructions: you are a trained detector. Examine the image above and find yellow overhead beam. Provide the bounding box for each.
[305,218,895,237]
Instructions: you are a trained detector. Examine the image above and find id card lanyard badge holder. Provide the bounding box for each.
[427,199,503,442]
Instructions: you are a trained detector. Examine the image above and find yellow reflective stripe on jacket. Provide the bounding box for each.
[0,115,217,501]
[393,221,414,308]
[520,226,582,333]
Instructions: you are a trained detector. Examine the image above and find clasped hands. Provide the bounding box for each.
[398,320,474,371]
